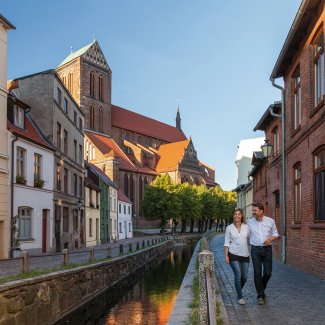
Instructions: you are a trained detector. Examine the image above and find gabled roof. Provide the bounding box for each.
[118,190,132,204]
[156,139,190,172]
[0,14,16,29]
[8,115,54,151]
[253,102,281,132]
[85,130,137,172]
[88,162,118,189]
[111,104,187,143]
[58,41,95,67]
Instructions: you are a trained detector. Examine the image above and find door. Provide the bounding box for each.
[42,210,47,253]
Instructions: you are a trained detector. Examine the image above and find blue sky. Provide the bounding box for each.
[1,0,301,190]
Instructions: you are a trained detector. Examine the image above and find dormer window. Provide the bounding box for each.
[14,105,25,129]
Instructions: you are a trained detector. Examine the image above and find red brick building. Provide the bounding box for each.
[252,0,325,278]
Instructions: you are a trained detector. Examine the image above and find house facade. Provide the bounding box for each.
[7,94,54,254]
[0,14,15,259]
[118,190,133,240]
[10,70,85,251]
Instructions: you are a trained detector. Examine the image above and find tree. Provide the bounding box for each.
[197,185,215,232]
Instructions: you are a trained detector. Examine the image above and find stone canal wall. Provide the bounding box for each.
[0,241,173,325]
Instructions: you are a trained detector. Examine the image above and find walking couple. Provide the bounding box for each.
[224,202,279,305]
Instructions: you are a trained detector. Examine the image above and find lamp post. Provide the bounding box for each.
[77,198,83,211]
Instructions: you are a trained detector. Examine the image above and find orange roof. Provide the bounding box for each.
[85,131,137,172]
[8,116,53,150]
[156,139,190,172]
[111,104,187,143]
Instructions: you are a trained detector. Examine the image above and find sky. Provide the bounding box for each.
[1,0,301,190]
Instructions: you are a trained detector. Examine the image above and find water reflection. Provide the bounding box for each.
[103,244,193,325]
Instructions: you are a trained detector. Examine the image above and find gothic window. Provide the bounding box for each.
[90,105,95,129]
[99,107,103,132]
[99,76,103,100]
[68,72,73,93]
[130,174,134,203]
[314,146,325,220]
[90,72,95,97]
[124,173,129,198]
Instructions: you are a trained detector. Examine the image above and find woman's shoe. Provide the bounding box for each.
[238,298,246,305]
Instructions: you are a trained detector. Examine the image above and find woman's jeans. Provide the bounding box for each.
[229,260,249,299]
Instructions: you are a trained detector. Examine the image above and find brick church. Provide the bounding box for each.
[56,40,216,227]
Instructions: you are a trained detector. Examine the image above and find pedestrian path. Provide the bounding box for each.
[210,235,325,325]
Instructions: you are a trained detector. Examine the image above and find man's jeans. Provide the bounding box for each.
[229,260,249,299]
[251,245,272,298]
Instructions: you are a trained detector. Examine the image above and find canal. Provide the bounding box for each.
[57,243,195,325]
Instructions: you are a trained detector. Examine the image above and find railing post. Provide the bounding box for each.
[142,240,145,248]
[119,244,124,255]
[107,246,112,258]
[62,248,68,266]
[89,247,94,262]
[129,242,133,252]
[21,251,29,273]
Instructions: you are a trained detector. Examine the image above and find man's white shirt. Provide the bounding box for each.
[247,216,279,246]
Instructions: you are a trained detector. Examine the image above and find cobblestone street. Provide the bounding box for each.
[211,235,325,325]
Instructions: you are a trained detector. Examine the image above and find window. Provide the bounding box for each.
[129,223,131,232]
[89,188,93,206]
[57,88,62,106]
[79,176,83,197]
[99,107,103,132]
[57,123,61,149]
[314,147,325,220]
[79,144,83,164]
[18,207,32,239]
[34,154,42,180]
[128,206,131,215]
[110,197,112,211]
[293,66,301,129]
[57,164,62,191]
[74,139,77,161]
[114,199,116,212]
[313,30,324,107]
[64,168,68,193]
[14,105,24,128]
[294,164,302,223]
[73,209,78,232]
[99,76,103,100]
[89,218,93,237]
[63,129,68,154]
[73,174,77,196]
[74,111,77,125]
[272,127,279,155]
[63,207,69,233]
[123,205,126,214]
[16,147,25,178]
[90,72,95,97]
[63,98,68,114]
[119,204,121,213]
[90,105,95,129]
[79,117,83,131]
[119,222,122,233]
[68,72,73,93]
[62,75,66,86]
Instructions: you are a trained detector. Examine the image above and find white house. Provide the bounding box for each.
[8,94,54,254]
[118,190,133,240]
[109,186,118,242]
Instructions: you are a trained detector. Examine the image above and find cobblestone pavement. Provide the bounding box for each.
[0,235,166,278]
[210,235,325,325]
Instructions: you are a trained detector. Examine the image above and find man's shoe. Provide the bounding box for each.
[258,298,265,305]
[238,298,246,305]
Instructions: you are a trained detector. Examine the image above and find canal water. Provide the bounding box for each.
[58,243,195,325]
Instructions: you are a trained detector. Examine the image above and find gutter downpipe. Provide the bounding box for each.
[270,77,286,264]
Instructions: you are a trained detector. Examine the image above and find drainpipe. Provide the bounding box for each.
[10,134,18,258]
[270,77,286,264]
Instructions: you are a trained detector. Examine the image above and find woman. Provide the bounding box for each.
[224,208,250,305]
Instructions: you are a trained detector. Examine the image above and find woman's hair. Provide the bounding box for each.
[233,208,244,223]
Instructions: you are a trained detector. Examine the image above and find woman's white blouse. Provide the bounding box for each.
[224,224,250,257]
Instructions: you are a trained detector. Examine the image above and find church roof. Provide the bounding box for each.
[58,41,95,67]
[156,139,190,172]
[111,104,187,143]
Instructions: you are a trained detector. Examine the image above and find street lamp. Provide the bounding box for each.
[261,139,273,159]
[77,198,83,211]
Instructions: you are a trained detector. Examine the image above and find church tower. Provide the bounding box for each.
[56,40,112,135]
[176,106,182,130]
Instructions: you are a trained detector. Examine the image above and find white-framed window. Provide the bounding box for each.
[123,205,126,214]
[313,30,324,107]
[314,147,325,220]
[128,206,131,215]
[89,218,93,237]
[294,164,302,223]
[129,223,131,232]
[272,127,279,155]
[16,147,25,178]
[293,66,301,129]
[119,222,122,233]
[74,139,77,161]
[34,153,42,180]
[63,98,68,114]
[57,88,62,106]
[119,203,121,213]
[14,105,25,129]
[18,207,32,239]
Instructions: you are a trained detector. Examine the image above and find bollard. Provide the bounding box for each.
[107,246,112,258]
[136,242,140,250]
[89,247,94,262]
[21,251,29,273]
[129,242,133,252]
[142,240,145,248]
[119,244,124,255]
[62,248,68,266]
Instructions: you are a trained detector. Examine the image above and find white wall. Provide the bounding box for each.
[109,187,118,241]
[118,201,133,240]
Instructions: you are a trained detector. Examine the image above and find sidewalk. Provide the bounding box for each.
[210,235,325,325]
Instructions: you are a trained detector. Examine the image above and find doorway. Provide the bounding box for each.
[42,209,49,253]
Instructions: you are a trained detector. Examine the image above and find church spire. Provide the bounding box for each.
[176,106,181,130]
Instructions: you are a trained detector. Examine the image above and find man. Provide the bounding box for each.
[247,202,279,305]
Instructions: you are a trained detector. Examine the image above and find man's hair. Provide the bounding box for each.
[252,202,264,211]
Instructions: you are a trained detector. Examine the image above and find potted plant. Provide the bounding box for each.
[89,202,95,208]
[16,175,26,185]
[34,178,45,188]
